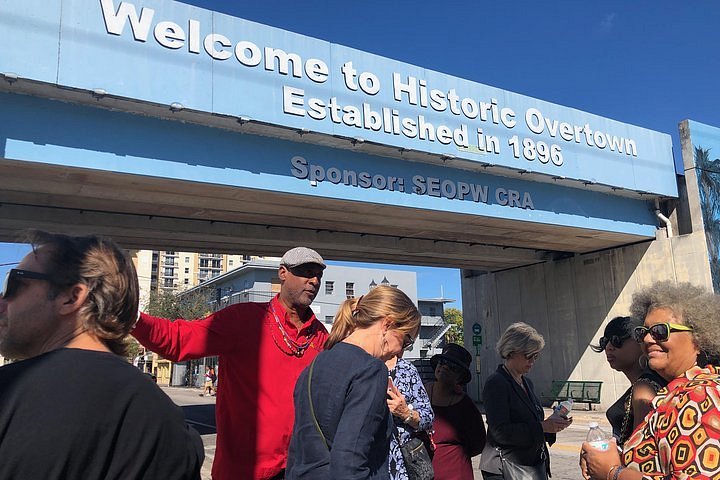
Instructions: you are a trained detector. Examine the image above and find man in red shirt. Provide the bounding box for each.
[133,247,329,480]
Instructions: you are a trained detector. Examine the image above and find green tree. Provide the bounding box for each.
[696,146,720,292]
[444,307,464,344]
[145,287,214,320]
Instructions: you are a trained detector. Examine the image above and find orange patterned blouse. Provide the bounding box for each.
[622,365,720,479]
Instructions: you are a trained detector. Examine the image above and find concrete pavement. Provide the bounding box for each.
[163,386,608,480]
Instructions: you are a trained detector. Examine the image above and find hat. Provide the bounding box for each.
[280,247,326,269]
[431,343,472,385]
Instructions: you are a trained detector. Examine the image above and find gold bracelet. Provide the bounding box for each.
[606,465,620,480]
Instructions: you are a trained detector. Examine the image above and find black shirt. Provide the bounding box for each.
[605,370,667,445]
[0,348,203,480]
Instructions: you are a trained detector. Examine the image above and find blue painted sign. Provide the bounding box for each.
[0,0,677,197]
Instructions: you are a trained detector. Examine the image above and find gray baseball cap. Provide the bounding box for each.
[280,247,326,269]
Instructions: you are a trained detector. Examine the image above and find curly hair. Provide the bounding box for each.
[28,231,139,357]
[630,281,720,364]
[496,322,545,359]
[325,285,420,350]
[589,316,643,353]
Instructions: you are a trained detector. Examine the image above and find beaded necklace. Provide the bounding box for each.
[268,302,315,357]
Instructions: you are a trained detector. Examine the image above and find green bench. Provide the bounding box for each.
[543,380,602,410]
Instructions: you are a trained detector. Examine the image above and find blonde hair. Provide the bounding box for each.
[496,322,545,359]
[325,285,420,350]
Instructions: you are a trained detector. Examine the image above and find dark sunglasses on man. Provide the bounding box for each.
[599,335,629,350]
[633,323,693,343]
[1,269,53,300]
[288,264,324,280]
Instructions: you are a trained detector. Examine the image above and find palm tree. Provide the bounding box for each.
[695,146,720,292]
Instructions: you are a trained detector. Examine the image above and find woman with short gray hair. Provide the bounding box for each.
[496,322,546,361]
[480,322,571,480]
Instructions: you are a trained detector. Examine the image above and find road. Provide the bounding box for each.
[164,386,605,480]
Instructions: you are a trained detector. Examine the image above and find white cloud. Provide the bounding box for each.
[600,13,617,32]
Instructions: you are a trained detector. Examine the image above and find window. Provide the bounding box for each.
[325,281,334,295]
[184,267,189,274]
[185,256,190,264]
[229,260,234,266]
[325,315,334,323]
[346,282,354,299]
[184,279,189,285]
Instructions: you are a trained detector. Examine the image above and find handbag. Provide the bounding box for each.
[394,428,434,480]
[499,449,547,480]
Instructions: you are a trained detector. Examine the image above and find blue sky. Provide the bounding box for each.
[3,1,719,309]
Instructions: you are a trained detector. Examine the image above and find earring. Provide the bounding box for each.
[638,355,648,370]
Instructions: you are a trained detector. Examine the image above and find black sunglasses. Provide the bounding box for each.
[1,269,54,300]
[402,334,415,351]
[599,335,629,350]
[633,323,693,343]
[288,264,324,280]
[438,358,464,374]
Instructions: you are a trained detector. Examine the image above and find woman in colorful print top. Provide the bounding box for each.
[386,356,434,480]
[582,281,720,480]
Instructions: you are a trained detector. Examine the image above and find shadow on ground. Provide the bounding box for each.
[182,404,217,435]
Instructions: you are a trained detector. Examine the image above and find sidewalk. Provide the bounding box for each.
[472,404,609,480]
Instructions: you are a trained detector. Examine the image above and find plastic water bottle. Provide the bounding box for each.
[554,398,573,419]
[586,422,610,451]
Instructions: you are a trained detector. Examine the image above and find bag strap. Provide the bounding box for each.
[308,358,329,450]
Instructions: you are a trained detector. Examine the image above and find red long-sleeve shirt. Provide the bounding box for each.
[132,295,328,480]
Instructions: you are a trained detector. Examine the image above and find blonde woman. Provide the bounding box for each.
[286,285,421,480]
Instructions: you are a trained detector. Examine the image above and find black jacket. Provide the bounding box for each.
[481,365,555,473]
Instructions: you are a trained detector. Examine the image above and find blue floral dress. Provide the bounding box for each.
[388,358,435,480]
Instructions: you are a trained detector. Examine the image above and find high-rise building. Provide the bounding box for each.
[130,250,270,306]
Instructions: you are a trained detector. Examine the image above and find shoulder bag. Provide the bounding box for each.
[393,427,434,480]
[308,358,329,449]
[499,448,547,480]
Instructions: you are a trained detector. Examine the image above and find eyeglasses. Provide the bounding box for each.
[633,323,694,343]
[1,269,53,300]
[438,358,464,374]
[524,352,540,361]
[402,334,415,351]
[599,335,629,350]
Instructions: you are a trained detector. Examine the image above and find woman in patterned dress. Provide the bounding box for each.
[582,281,720,480]
[386,354,434,480]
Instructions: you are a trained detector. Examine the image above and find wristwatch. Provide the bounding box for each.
[404,404,414,423]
